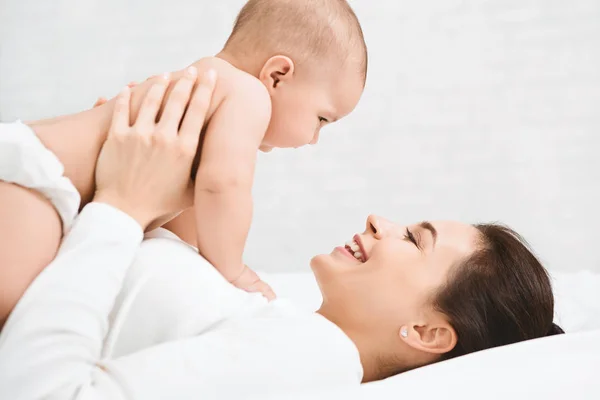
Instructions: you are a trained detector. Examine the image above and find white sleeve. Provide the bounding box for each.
[0,202,143,400]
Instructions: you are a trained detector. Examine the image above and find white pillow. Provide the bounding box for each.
[258,270,600,400]
[267,329,600,400]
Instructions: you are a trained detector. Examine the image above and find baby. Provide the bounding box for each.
[166,0,367,295]
[0,0,367,318]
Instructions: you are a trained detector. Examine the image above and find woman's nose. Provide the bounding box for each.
[366,215,384,239]
[366,215,402,239]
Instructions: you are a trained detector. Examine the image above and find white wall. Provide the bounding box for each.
[1,0,599,273]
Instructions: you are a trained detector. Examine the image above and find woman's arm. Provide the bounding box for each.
[0,203,143,399]
[0,67,216,400]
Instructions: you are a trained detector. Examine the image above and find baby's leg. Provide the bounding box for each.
[0,182,62,328]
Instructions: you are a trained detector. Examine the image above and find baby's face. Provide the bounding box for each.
[261,66,364,150]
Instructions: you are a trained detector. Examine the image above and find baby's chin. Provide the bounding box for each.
[259,144,273,153]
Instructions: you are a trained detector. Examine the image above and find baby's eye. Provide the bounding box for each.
[319,117,329,123]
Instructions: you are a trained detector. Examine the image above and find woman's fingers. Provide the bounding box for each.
[109,86,132,136]
[94,70,215,229]
[158,66,198,135]
[135,73,171,132]
[179,69,217,149]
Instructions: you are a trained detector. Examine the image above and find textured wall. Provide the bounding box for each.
[1,0,599,273]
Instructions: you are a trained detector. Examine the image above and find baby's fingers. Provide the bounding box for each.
[250,280,277,302]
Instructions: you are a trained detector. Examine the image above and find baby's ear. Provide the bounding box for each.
[259,55,295,91]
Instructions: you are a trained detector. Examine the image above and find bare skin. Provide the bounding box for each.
[312,215,478,381]
[0,184,62,327]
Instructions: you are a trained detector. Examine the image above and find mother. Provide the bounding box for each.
[0,79,562,399]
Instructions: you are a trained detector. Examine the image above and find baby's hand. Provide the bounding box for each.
[231,265,276,301]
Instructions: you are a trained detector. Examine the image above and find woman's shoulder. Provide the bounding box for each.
[104,233,263,358]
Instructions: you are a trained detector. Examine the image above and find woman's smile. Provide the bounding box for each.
[335,245,361,263]
[334,233,369,263]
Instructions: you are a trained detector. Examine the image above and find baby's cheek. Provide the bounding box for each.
[293,123,317,147]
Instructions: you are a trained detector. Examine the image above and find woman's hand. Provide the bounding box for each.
[94,67,216,230]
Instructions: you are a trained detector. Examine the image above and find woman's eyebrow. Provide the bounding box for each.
[419,221,437,247]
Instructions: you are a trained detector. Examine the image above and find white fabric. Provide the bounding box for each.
[0,120,81,233]
[267,329,600,400]
[0,203,362,400]
[106,228,273,358]
[256,272,600,400]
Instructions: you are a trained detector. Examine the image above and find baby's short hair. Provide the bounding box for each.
[224,0,367,81]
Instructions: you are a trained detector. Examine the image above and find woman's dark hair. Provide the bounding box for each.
[433,224,564,361]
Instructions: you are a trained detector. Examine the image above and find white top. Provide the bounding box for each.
[0,203,362,400]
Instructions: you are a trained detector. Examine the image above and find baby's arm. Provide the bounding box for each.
[193,77,271,294]
[162,208,198,245]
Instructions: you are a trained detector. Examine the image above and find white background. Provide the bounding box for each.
[1,0,599,273]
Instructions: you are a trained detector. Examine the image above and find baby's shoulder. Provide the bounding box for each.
[194,57,270,106]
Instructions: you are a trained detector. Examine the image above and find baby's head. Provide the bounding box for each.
[222,0,367,150]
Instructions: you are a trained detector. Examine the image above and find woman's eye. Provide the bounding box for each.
[319,116,328,123]
[404,228,420,249]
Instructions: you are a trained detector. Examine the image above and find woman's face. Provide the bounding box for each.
[311,215,480,364]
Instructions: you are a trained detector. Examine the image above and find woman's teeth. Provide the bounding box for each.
[345,240,364,262]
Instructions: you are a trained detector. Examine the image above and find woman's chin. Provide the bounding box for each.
[311,250,359,272]
[310,252,352,283]
[310,254,338,297]
[309,254,327,271]
[309,253,337,279]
